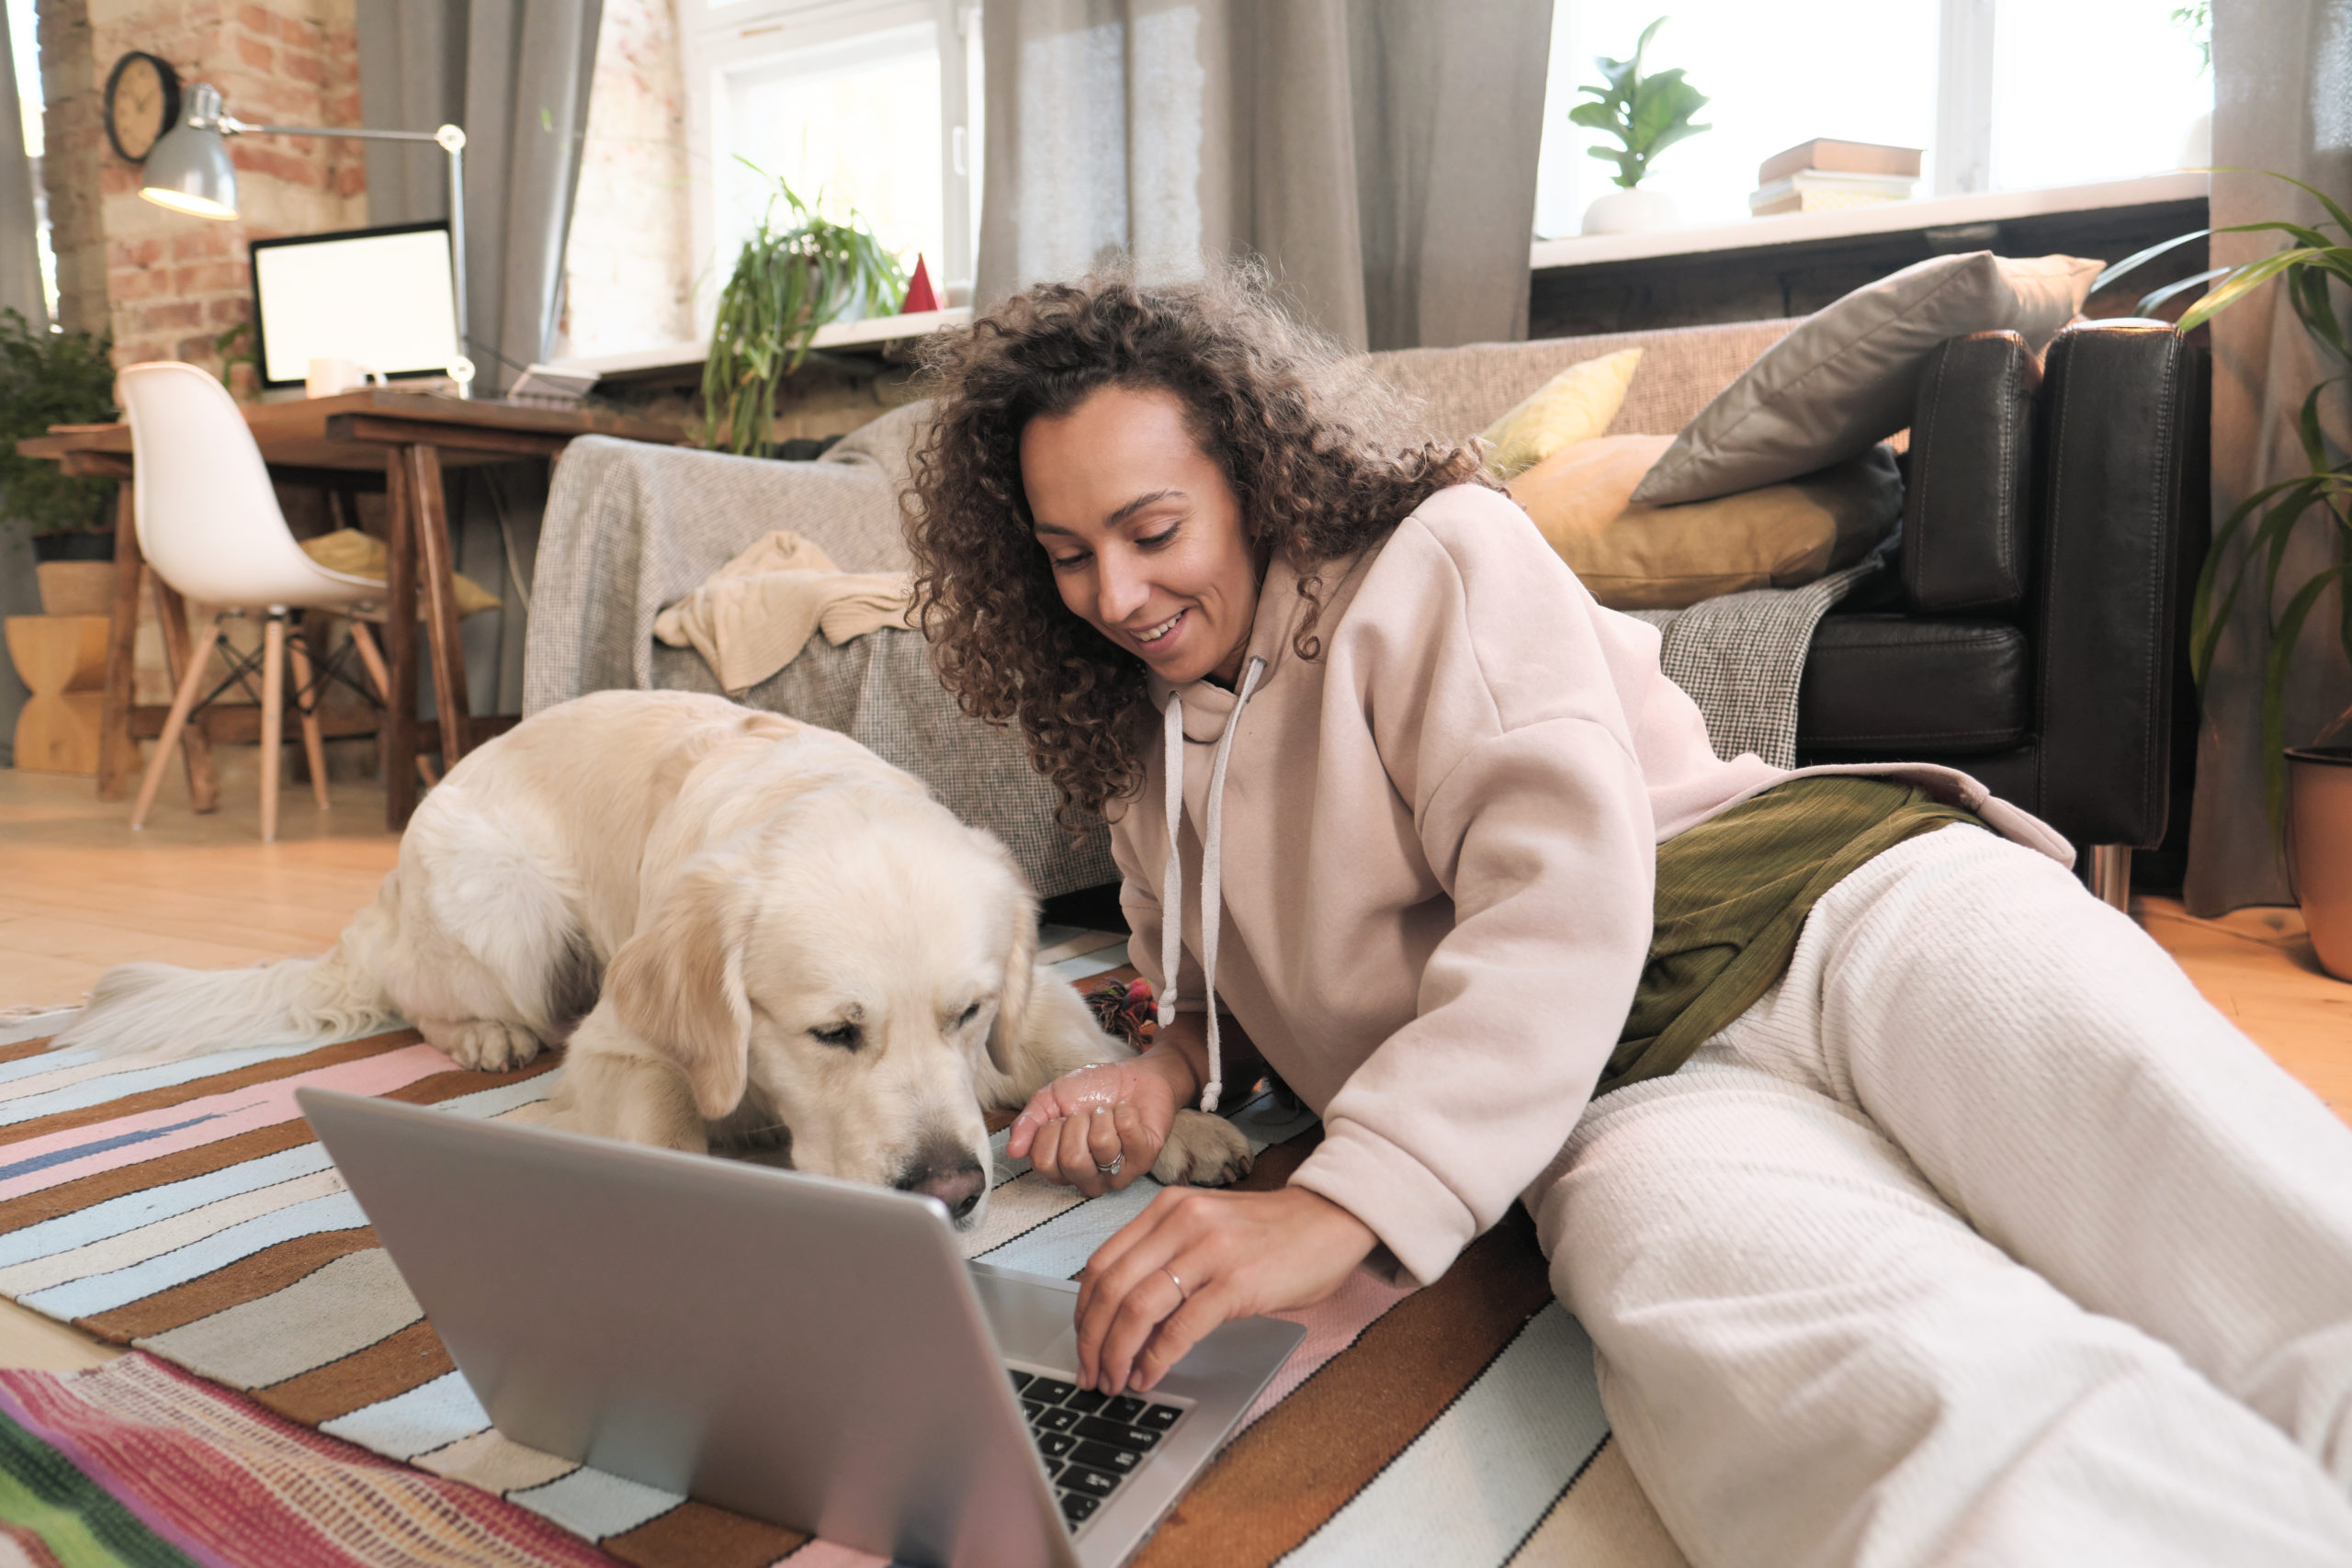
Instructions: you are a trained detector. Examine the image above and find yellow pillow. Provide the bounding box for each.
[1479,348,1644,479]
[300,529,503,617]
[1509,434,1900,610]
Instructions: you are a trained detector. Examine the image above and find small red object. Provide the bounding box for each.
[900,254,939,314]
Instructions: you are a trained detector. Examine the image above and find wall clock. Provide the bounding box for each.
[103,51,183,164]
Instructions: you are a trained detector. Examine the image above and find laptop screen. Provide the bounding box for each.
[250,221,458,388]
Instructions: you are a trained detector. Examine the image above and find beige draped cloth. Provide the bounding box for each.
[652,532,917,695]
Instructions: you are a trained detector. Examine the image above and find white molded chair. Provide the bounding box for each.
[119,361,396,841]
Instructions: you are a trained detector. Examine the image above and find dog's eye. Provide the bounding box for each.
[956,1002,981,1028]
[809,1022,862,1050]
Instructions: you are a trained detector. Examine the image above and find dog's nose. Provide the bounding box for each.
[895,1141,986,1225]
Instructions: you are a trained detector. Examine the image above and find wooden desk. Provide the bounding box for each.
[17,390,685,829]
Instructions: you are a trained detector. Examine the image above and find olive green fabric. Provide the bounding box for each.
[1601,776,1988,1092]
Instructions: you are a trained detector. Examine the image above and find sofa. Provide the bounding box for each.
[526,314,2198,906]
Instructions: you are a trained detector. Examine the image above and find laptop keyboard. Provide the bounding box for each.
[1008,1368,1186,1529]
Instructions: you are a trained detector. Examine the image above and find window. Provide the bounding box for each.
[681,0,980,333]
[4,0,57,322]
[1535,0,2211,239]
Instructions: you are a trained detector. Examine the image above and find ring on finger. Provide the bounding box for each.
[1161,1266,1186,1302]
[1094,1153,1124,1177]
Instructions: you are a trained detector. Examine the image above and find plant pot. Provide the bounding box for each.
[35,560,115,616]
[1581,186,1679,235]
[31,531,113,564]
[2287,746,2352,981]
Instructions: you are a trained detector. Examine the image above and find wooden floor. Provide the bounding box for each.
[1,756,401,1008]
[0,758,2347,1374]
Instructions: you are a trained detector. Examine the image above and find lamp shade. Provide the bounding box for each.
[140,92,237,220]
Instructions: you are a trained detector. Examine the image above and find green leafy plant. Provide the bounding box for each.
[1568,17,1711,191]
[700,174,909,457]
[213,319,257,389]
[0,309,119,537]
[2101,169,2352,832]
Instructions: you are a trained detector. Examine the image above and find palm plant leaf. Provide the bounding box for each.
[2135,265,2232,318]
[700,169,910,456]
[2094,229,2211,293]
[2243,167,2352,239]
[2176,247,2329,333]
[2189,474,2331,684]
[2291,266,2352,361]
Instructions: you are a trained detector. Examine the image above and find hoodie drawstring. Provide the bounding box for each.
[1156,655,1266,1117]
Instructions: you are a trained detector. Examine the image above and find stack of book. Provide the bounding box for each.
[1750,140,1922,217]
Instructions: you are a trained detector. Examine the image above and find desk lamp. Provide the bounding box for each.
[140,83,475,397]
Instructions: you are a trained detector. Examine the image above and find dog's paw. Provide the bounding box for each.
[420,1017,542,1071]
[1152,1110,1254,1188]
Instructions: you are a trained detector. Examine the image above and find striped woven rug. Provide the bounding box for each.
[0,978,1686,1568]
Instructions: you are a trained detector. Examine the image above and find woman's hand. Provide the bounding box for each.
[1076,1186,1377,1394]
[1006,1049,1196,1197]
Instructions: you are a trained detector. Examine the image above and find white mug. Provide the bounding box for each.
[307,357,387,398]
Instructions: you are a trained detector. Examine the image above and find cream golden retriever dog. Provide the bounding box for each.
[57,691,1250,1226]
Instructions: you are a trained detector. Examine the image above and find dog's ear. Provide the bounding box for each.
[985,846,1040,1077]
[607,851,758,1122]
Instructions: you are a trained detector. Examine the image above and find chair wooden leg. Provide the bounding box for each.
[130,618,222,832]
[261,615,286,843]
[287,626,330,809]
[96,485,142,800]
[348,619,391,697]
[347,621,439,786]
[151,573,219,813]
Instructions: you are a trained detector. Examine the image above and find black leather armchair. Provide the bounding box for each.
[1795,320,2204,905]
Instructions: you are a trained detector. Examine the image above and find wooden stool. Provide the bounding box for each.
[6,615,112,774]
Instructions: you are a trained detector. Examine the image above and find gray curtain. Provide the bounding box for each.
[2183,0,2352,913]
[1,12,48,766]
[354,0,604,718]
[976,0,1552,353]
[0,13,41,329]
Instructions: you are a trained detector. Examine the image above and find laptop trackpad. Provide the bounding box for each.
[968,1261,1084,1371]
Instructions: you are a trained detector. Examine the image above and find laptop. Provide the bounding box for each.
[296,1089,1305,1568]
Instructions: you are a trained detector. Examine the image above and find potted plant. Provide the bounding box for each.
[1569,17,1711,236]
[700,175,909,458]
[2104,173,2352,976]
[0,308,119,615]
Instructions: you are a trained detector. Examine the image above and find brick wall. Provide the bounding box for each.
[37,0,366,368]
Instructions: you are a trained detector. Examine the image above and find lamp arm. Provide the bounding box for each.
[210,118,474,399]
[220,120,442,143]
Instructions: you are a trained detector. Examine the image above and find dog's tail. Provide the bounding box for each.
[51,912,400,1061]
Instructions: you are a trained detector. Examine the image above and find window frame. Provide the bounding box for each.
[1537,0,2204,242]
[679,0,978,337]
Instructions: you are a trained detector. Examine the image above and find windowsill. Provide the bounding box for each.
[1530,172,2208,271]
[547,307,974,382]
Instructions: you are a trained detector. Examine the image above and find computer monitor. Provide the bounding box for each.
[250,220,459,389]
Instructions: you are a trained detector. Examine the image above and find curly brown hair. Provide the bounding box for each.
[904,265,1488,827]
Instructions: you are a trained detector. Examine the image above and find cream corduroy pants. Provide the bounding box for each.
[1531,824,2352,1568]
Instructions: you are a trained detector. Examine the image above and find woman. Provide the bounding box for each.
[904,269,2352,1563]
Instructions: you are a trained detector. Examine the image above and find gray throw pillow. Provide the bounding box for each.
[1631,252,2101,506]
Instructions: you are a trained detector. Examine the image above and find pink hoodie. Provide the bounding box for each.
[1108,483,2066,1287]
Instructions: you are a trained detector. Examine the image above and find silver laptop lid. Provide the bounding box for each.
[298,1088,1077,1568]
